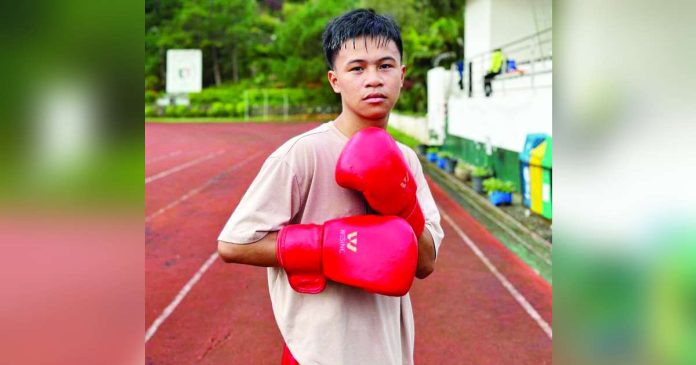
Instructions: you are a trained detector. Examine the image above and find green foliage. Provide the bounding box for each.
[437,151,453,158]
[174,105,189,117]
[187,105,204,117]
[146,0,464,114]
[482,178,515,193]
[145,90,159,104]
[164,105,177,117]
[145,105,157,118]
[145,75,160,91]
[387,126,420,149]
[472,166,492,178]
[186,84,338,113]
[426,146,439,154]
[207,102,227,117]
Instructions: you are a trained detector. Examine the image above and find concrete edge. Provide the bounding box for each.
[421,155,552,263]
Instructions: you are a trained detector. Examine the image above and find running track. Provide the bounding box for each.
[145,122,552,364]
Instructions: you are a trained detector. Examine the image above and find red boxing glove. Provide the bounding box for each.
[336,127,425,237]
[276,215,418,297]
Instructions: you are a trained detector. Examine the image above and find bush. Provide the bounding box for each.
[207,102,227,117]
[145,90,158,104]
[174,105,188,117]
[224,103,236,116]
[236,101,246,116]
[145,75,160,90]
[472,166,492,178]
[187,85,337,113]
[482,178,515,193]
[164,105,177,117]
[145,105,157,117]
[186,105,204,117]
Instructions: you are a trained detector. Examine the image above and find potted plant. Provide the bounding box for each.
[417,143,429,156]
[436,151,452,169]
[426,147,439,163]
[483,178,515,206]
[444,153,458,174]
[471,166,492,194]
[454,160,471,181]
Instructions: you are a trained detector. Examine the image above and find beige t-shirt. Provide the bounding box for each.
[218,121,444,365]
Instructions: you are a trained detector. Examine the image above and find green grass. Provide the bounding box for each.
[387,126,421,149]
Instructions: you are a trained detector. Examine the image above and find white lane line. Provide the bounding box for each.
[145,151,263,222]
[145,150,182,165]
[145,151,265,342]
[441,210,553,339]
[145,252,218,343]
[145,149,225,185]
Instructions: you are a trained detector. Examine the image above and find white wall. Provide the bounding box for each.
[490,0,541,50]
[427,67,451,145]
[465,0,492,58]
[389,113,428,143]
[447,85,552,152]
[446,0,552,153]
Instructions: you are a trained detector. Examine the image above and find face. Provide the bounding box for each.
[327,36,406,121]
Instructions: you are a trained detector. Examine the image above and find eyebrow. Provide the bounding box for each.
[345,56,398,65]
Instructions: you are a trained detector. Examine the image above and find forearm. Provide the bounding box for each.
[217,232,279,267]
[415,227,435,279]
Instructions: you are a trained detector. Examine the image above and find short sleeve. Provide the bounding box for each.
[217,156,301,244]
[403,147,444,259]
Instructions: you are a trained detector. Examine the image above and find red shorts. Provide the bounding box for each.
[281,343,300,365]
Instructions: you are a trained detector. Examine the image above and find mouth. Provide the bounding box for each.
[363,93,387,104]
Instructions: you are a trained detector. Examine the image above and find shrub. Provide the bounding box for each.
[207,102,226,117]
[145,105,157,117]
[224,103,236,116]
[236,101,246,116]
[174,105,188,117]
[186,105,203,117]
[472,166,492,178]
[164,105,177,117]
[145,90,158,104]
[482,178,515,193]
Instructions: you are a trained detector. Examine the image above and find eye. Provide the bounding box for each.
[350,66,363,72]
[379,64,394,69]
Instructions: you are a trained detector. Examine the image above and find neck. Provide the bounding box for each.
[333,108,389,138]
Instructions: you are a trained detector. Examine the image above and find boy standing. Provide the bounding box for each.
[217,9,444,365]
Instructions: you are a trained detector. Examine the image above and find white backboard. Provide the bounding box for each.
[166,49,202,93]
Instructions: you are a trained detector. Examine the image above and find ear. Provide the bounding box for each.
[327,70,341,93]
[400,65,407,88]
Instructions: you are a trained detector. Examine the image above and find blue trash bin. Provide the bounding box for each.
[519,134,548,208]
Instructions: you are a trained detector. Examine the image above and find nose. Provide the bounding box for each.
[363,67,384,88]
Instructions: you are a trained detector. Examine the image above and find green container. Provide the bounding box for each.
[529,136,552,219]
[541,137,552,219]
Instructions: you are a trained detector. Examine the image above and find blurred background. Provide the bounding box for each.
[0,0,695,364]
[145,0,465,120]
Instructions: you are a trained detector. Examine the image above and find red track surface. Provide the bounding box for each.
[145,122,552,365]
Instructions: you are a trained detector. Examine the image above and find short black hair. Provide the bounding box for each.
[322,9,403,70]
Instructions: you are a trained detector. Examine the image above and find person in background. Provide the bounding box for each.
[484,48,505,97]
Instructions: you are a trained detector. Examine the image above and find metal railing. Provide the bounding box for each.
[463,27,552,96]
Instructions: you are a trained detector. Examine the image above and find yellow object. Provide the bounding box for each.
[489,50,504,73]
[529,141,547,215]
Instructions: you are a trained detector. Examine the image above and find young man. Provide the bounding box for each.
[217,9,444,365]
